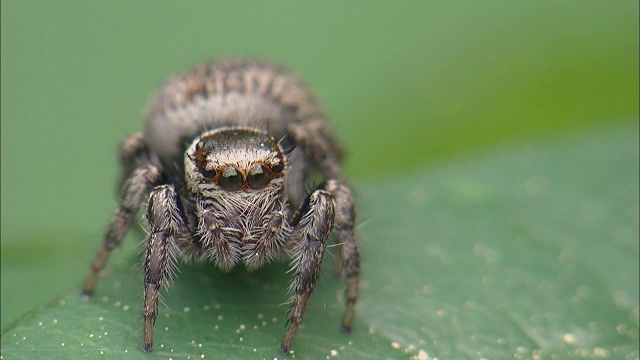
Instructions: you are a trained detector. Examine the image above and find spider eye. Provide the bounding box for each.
[201,168,216,179]
[247,165,272,189]
[272,160,284,174]
[218,167,243,191]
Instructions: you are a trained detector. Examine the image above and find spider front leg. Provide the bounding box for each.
[325,180,360,332]
[288,121,362,333]
[143,185,187,352]
[281,189,335,353]
[82,139,161,295]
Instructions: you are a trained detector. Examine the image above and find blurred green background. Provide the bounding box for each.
[1,0,637,342]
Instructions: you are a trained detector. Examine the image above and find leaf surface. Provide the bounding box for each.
[3,124,637,359]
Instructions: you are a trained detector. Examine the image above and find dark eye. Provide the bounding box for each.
[218,167,243,191]
[201,168,216,179]
[272,160,284,174]
[247,165,272,189]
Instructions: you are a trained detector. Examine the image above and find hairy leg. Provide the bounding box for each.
[288,120,344,181]
[281,189,335,353]
[82,161,161,295]
[288,121,362,333]
[325,180,360,331]
[118,133,157,186]
[142,185,186,352]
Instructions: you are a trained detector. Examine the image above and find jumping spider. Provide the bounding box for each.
[82,59,361,353]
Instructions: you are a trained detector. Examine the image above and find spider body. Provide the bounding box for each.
[82,59,360,353]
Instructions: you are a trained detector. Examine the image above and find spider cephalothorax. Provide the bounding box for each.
[82,59,360,354]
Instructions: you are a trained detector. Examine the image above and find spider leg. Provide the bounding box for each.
[82,135,161,295]
[281,189,335,354]
[143,185,186,352]
[118,132,148,189]
[325,180,360,331]
[288,120,344,181]
[288,121,361,333]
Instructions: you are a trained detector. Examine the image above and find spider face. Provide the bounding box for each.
[185,127,286,194]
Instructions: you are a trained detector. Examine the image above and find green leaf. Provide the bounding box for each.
[3,0,638,330]
[3,123,637,359]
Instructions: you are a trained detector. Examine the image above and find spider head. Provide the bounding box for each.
[184,127,287,196]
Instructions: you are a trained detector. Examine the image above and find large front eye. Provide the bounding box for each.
[218,167,243,191]
[247,165,272,189]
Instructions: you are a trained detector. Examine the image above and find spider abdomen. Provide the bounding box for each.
[143,59,321,163]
